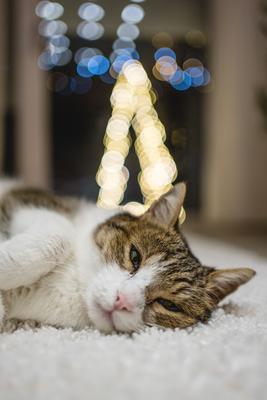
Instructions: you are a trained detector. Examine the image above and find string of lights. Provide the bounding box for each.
[96,58,185,223]
[96,1,145,212]
[36,1,72,70]
[93,0,182,219]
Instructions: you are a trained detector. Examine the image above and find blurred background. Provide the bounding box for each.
[0,0,267,254]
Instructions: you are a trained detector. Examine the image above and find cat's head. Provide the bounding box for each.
[87,183,255,333]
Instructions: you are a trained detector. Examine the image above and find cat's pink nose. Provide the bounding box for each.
[114,293,133,312]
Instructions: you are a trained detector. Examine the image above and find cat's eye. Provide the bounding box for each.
[156,298,183,313]
[129,245,141,271]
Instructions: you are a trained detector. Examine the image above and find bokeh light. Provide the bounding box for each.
[38,50,54,70]
[74,47,102,64]
[121,4,145,24]
[152,65,165,81]
[154,47,176,61]
[96,61,179,213]
[77,58,93,78]
[35,1,64,20]
[36,1,73,71]
[202,69,211,86]
[38,48,72,69]
[109,65,119,80]
[151,49,211,92]
[87,55,110,75]
[49,34,70,50]
[117,23,140,41]
[171,71,191,91]
[77,21,104,40]
[78,3,105,22]
[123,60,149,87]
[122,202,148,216]
[100,71,116,85]
[113,38,136,51]
[182,58,203,70]
[38,20,67,37]
[155,56,177,81]
[110,48,139,63]
[186,66,204,87]
[169,68,183,85]
[51,49,72,66]
[112,54,133,74]
[185,30,207,48]
[152,32,174,49]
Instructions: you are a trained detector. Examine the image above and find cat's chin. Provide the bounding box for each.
[88,301,144,333]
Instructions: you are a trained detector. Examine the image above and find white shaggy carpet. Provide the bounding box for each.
[0,235,266,400]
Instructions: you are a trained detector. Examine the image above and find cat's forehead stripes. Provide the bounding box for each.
[95,212,189,256]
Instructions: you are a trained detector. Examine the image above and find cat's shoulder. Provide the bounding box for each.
[0,177,120,233]
[0,179,80,217]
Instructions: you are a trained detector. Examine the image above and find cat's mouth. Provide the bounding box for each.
[94,301,141,333]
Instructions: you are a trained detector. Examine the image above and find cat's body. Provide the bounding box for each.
[0,181,116,330]
[0,179,255,333]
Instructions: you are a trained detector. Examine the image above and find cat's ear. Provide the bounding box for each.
[142,182,186,227]
[206,267,256,303]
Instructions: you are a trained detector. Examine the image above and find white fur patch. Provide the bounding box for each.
[85,263,159,333]
[0,208,75,290]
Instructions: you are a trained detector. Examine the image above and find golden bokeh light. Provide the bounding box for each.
[96,60,183,223]
[152,32,174,49]
[185,30,207,49]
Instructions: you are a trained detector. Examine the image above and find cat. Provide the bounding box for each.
[0,179,255,333]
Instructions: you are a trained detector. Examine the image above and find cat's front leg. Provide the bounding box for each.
[0,208,75,290]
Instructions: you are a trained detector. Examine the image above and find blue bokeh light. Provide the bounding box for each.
[38,51,53,70]
[154,47,176,62]
[50,49,72,66]
[126,48,140,60]
[88,55,110,75]
[74,47,102,64]
[202,69,211,86]
[77,58,93,78]
[112,54,132,73]
[171,71,192,91]
[169,69,183,85]
[50,34,70,48]
[113,38,136,51]
[186,67,204,87]
[110,48,140,63]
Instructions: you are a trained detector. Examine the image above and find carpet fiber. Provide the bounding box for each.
[0,235,266,400]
